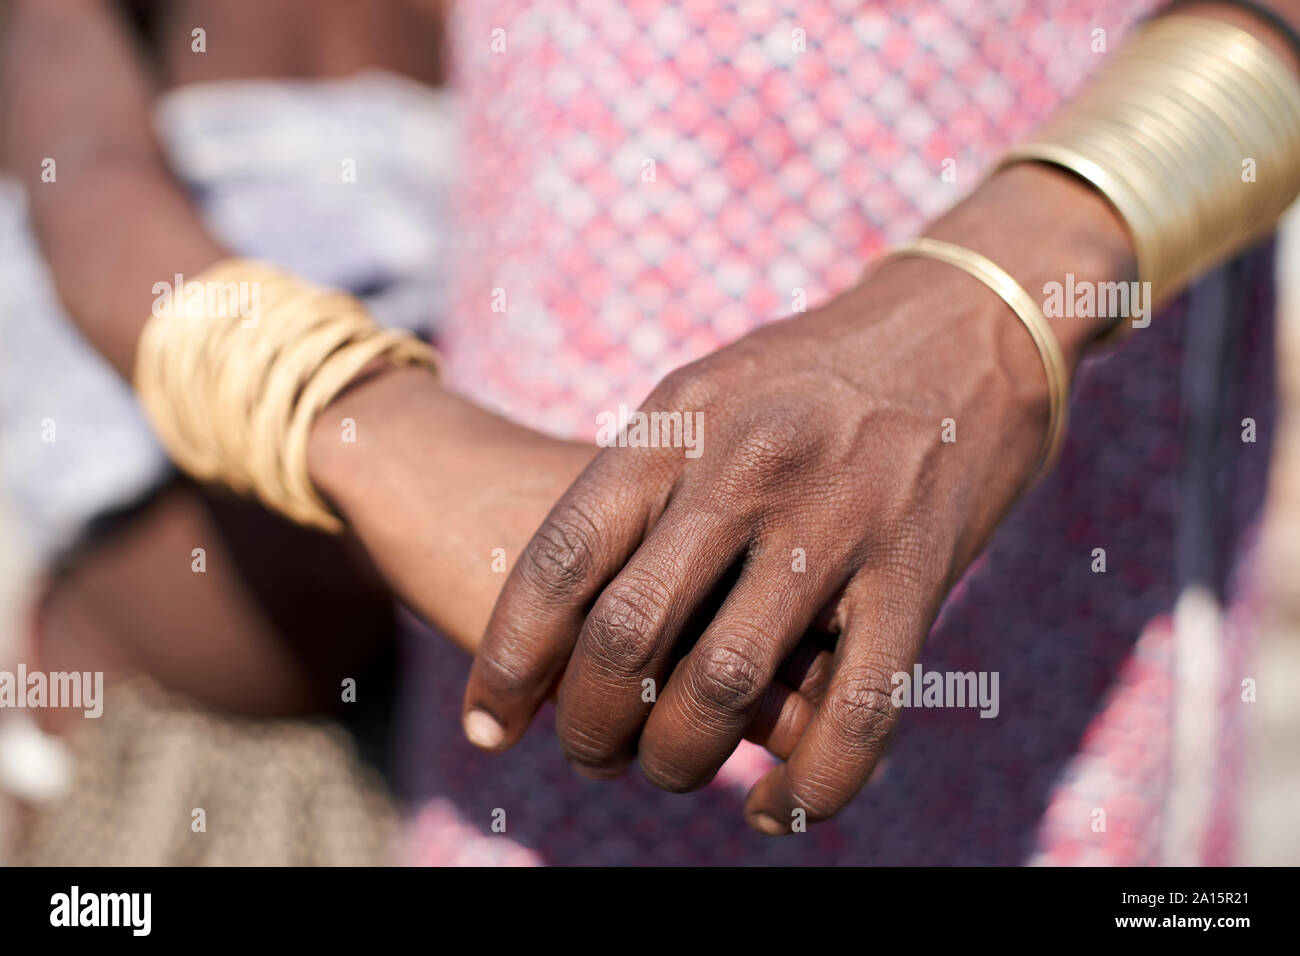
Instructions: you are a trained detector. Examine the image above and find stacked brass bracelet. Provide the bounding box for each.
[1000,14,1300,341]
[134,258,441,532]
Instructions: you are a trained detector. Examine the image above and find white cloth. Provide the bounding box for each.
[0,71,457,560]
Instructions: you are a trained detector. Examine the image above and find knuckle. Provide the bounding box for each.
[650,364,714,411]
[827,666,899,755]
[736,419,803,470]
[583,578,667,678]
[726,406,821,481]
[518,507,600,601]
[692,634,769,716]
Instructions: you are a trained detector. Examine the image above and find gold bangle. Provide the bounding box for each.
[998,13,1300,346]
[877,238,1070,484]
[134,258,442,532]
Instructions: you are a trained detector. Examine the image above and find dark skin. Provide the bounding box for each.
[462,163,1133,828]
[1,0,822,755]
[0,0,452,721]
[6,0,1299,831]
[0,0,525,712]
[462,2,1300,834]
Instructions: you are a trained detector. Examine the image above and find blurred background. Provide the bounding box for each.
[5,231,1300,862]
[1240,210,1300,865]
[1,0,1298,867]
[6,227,1300,862]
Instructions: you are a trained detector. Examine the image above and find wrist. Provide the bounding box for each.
[307,364,445,519]
[306,363,551,526]
[824,162,1136,488]
[923,162,1138,369]
[303,363,595,650]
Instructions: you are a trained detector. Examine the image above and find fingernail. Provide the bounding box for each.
[750,811,787,836]
[463,709,505,749]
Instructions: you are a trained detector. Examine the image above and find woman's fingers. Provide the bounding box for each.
[744,682,816,760]
[744,635,838,758]
[462,451,672,751]
[775,631,838,706]
[552,503,749,777]
[743,566,934,834]
[634,557,843,791]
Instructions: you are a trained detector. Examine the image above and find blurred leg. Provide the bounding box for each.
[33,481,397,727]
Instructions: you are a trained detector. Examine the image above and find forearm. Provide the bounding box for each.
[3,2,598,657]
[30,160,227,375]
[3,0,225,376]
[921,163,1135,373]
[307,367,596,652]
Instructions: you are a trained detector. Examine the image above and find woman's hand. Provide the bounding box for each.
[462,164,1137,833]
[308,365,837,761]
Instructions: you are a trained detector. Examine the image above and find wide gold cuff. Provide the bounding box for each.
[1000,14,1300,341]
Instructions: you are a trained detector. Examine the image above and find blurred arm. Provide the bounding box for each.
[0,0,226,376]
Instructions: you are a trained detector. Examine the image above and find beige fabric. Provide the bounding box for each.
[13,679,399,866]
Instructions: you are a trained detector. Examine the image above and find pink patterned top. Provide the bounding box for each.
[397,0,1275,864]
